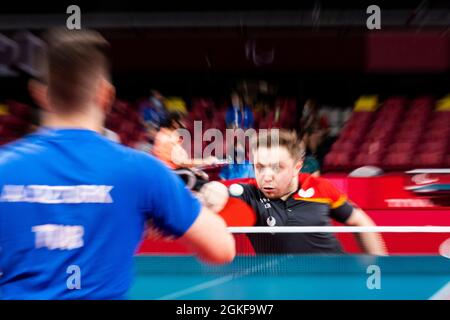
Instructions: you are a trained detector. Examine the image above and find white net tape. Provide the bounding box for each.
[228,226,450,233]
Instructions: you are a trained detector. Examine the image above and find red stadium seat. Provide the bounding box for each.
[359,141,384,154]
[1,114,28,133]
[105,113,121,130]
[384,151,412,169]
[394,130,422,142]
[353,152,382,168]
[6,101,30,119]
[331,140,357,153]
[365,131,392,142]
[324,151,354,169]
[446,155,450,166]
[119,121,136,134]
[339,127,367,142]
[388,141,416,153]
[422,129,450,142]
[413,152,445,168]
[411,96,434,108]
[418,141,448,153]
[384,96,407,106]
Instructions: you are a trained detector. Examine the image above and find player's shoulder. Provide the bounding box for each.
[0,134,47,166]
[299,173,343,198]
[112,142,167,170]
[299,173,326,187]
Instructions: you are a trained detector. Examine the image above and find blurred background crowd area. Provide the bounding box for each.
[0,0,449,177]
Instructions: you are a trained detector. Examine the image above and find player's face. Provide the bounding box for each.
[253,146,302,199]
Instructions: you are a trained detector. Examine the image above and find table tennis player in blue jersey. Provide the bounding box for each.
[0,29,235,300]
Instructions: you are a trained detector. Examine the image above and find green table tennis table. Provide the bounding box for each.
[129,255,450,300]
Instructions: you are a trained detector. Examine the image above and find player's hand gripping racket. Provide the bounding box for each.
[199,181,257,227]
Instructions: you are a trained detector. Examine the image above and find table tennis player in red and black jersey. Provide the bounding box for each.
[210,129,388,255]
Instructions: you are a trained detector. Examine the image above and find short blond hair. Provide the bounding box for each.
[251,129,305,162]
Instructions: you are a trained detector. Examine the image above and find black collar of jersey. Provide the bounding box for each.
[243,174,338,227]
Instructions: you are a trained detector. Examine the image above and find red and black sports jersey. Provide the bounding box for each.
[234,174,354,254]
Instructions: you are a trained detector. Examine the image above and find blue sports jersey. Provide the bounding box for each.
[0,128,201,299]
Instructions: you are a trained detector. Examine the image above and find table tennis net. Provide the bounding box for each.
[136,226,450,276]
[231,226,450,255]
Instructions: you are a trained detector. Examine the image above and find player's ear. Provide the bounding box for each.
[28,79,50,111]
[294,159,303,174]
[96,76,115,114]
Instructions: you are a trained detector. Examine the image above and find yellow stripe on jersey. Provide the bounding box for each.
[294,197,333,205]
[331,195,348,209]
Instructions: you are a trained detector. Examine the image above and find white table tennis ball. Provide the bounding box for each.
[229,183,244,197]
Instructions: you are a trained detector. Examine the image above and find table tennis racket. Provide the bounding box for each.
[218,196,257,227]
[195,159,230,171]
[175,167,257,226]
